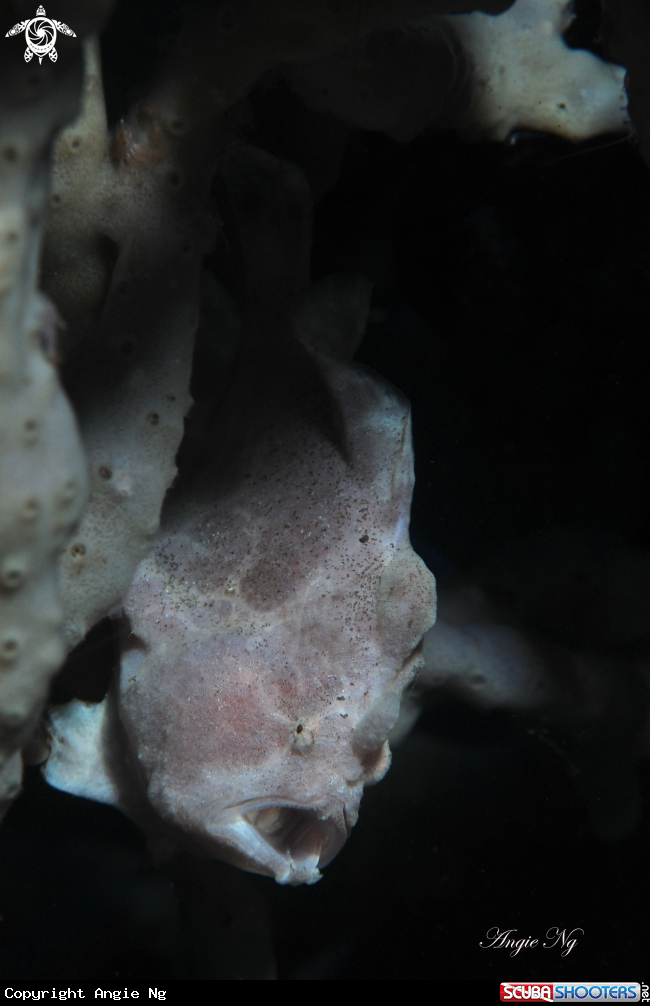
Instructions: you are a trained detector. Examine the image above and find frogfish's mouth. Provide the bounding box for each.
[212,799,348,885]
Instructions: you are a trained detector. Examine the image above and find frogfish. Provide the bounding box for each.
[43,145,436,885]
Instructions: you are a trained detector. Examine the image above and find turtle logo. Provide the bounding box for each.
[5,5,76,64]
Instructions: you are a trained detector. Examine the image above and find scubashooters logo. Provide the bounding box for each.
[500,984,641,1002]
[5,5,76,63]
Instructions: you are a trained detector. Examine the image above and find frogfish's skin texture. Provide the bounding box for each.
[117,336,436,884]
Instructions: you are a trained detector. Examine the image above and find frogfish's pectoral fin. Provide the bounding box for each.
[43,693,127,812]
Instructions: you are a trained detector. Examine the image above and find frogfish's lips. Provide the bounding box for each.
[210,798,348,885]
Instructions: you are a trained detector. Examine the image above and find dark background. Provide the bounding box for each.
[1,0,649,981]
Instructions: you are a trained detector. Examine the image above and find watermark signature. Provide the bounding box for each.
[5,5,76,64]
[481,926,584,957]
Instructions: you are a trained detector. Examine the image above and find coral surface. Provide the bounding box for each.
[283,0,628,142]
[0,0,111,819]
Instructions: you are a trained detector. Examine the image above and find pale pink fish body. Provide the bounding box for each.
[119,336,436,884]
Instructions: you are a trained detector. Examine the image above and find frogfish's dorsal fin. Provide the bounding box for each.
[219,140,312,309]
[292,273,372,363]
